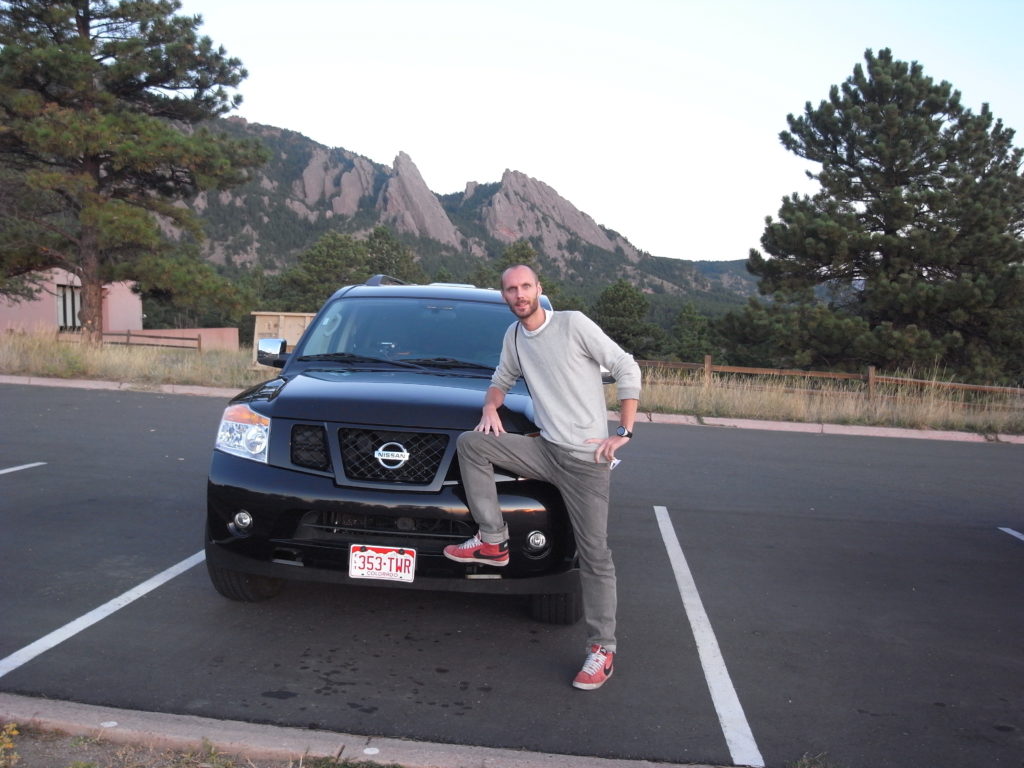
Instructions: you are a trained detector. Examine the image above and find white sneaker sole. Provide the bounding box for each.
[443,551,509,566]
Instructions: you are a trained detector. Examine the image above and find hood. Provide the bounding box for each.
[232,370,537,432]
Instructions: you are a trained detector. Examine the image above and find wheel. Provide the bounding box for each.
[206,559,284,602]
[529,590,583,624]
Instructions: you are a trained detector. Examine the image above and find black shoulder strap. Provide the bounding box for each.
[513,321,529,394]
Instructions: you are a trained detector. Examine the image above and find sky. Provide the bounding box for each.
[175,0,1023,263]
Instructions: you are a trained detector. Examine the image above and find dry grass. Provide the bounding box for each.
[7,726,396,768]
[0,331,267,390]
[632,367,1024,435]
[2,331,1022,434]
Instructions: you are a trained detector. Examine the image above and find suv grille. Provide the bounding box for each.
[291,425,331,471]
[339,428,448,484]
[303,510,473,541]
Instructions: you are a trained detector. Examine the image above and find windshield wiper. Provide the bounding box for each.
[296,353,424,369]
[403,357,495,371]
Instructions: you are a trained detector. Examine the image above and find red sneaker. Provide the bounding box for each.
[572,644,614,690]
[443,535,509,566]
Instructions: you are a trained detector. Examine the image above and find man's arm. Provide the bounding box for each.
[475,385,507,434]
[618,397,638,436]
[589,397,638,463]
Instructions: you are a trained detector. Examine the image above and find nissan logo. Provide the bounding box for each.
[374,441,410,469]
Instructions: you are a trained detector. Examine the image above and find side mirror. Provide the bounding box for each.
[257,338,288,368]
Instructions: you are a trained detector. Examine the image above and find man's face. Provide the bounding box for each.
[501,267,543,321]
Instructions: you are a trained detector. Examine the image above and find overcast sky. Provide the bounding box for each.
[176,0,1023,263]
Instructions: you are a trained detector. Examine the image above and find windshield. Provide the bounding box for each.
[294,296,515,370]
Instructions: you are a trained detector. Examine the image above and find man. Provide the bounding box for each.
[444,264,641,690]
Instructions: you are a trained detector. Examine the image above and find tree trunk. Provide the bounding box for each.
[78,226,104,345]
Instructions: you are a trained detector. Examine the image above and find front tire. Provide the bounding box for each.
[206,560,284,602]
[530,590,583,624]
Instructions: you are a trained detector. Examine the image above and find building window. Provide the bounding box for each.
[58,284,82,331]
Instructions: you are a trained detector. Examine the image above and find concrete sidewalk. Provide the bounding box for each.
[0,692,713,768]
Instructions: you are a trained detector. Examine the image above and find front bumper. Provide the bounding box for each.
[206,451,579,595]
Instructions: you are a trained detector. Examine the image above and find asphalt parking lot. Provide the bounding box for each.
[1,381,1022,768]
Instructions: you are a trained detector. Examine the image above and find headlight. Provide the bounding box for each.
[215,404,271,463]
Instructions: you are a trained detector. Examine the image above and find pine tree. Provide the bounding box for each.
[263,232,370,312]
[672,302,713,363]
[741,48,1024,383]
[0,0,267,341]
[366,226,427,284]
[592,279,669,359]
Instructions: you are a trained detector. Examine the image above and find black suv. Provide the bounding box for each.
[205,277,581,623]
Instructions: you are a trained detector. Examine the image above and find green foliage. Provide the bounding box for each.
[0,0,267,339]
[130,246,251,330]
[468,263,500,290]
[262,232,369,312]
[256,227,423,313]
[740,48,1024,383]
[592,279,670,359]
[717,295,876,370]
[366,226,427,283]
[498,240,540,272]
[672,301,715,363]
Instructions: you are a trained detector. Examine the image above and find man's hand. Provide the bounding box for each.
[475,406,506,435]
[586,434,629,463]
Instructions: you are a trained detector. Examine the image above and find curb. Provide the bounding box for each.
[618,410,1024,445]
[0,374,240,400]
[0,692,712,768]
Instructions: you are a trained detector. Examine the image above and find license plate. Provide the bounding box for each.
[348,544,416,583]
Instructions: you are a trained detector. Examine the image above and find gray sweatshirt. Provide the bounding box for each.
[490,310,642,461]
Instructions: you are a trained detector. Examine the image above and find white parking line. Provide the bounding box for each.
[0,551,205,680]
[0,462,47,476]
[998,527,1024,543]
[654,505,765,768]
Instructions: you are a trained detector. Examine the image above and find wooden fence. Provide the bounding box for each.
[637,356,1024,400]
[58,329,202,351]
[102,330,202,351]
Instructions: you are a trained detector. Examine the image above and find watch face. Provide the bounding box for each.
[617,426,630,437]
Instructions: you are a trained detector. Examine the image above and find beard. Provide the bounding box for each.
[510,295,541,320]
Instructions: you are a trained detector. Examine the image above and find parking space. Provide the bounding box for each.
[1,383,1022,767]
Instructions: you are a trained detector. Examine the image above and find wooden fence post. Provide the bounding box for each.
[704,354,713,389]
[867,365,876,400]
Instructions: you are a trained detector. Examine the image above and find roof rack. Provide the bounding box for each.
[364,274,408,286]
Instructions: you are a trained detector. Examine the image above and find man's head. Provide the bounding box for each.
[501,265,544,325]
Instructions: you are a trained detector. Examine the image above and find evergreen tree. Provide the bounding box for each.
[469,262,500,290]
[672,302,713,363]
[264,232,369,312]
[592,279,669,359]
[366,226,427,284]
[132,245,247,329]
[0,0,266,341]
[738,48,1024,383]
[498,240,539,272]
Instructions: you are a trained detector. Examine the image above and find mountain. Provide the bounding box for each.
[188,118,759,312]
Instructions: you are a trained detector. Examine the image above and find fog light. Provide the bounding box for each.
[234,511,253,529]
[526,530,547,551]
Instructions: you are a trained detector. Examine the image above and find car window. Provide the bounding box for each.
[296,297,514,369]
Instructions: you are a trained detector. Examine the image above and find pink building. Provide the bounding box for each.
[0,268,142,333]
[1,268,239,350]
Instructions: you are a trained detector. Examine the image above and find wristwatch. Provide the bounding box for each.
[615,425,633,439]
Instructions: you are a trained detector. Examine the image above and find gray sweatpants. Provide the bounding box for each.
[457,430,617,652]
